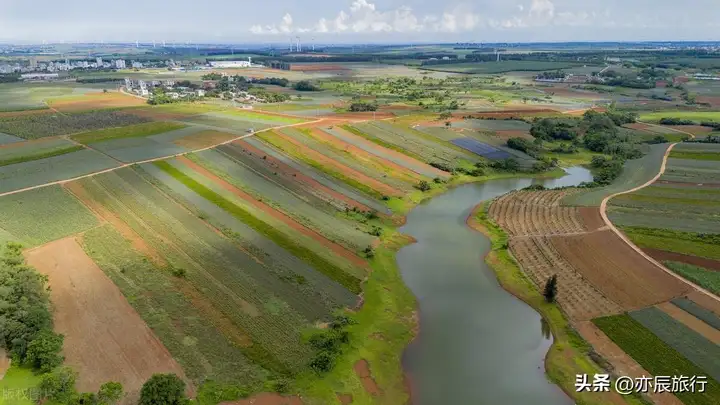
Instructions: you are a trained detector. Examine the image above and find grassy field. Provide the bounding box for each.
[639,111,720,122]
[419,61,583,74]
[622,227,720,260]
[0,366,44,405]
[669,150,720,161]
[70,121,187,144]
[593,314,720,405]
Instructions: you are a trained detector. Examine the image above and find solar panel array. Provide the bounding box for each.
[450,137,512,160]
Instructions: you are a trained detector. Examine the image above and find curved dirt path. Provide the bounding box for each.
[600,132,720,303]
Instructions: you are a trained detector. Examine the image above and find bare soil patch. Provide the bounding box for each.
[643,248,720,272]
[24,237,188,396]
[337,393,353,404]
[686,291,720,316]
[696,96,720,107]
[575,321,684,405]
[656,302,720,344]
[0,349,10,380]
[176,155,368,267]
[578,207,606,231]
[221,393,303,405]
[550,230,693,310]
[493,130,533,141]
[488,190,587,236]
[354,359,380,396]
[232,139,374,212]
[173,130,236,150]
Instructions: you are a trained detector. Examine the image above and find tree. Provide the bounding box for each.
[543,275,558,303]
[445,121,452,127]
[139,374,188,405]
[416,180,431,192]
[293,80,320,91]
[102,89,108,93]
[25,330,64,372]
[98,382,124,404]
[39,366,78,403]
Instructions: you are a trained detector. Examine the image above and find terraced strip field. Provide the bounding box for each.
[153,160,364,294]
[47,91,146,112]
[242,137,390,214]
[0,110,152,139]
[672,297,720,330]
[204,110,309,125]
[322,126,448,178]
[349,121,478,166]
[593,314,720,405]
[72,168,330,375]
[256,130,401,199]
[0,148,121,193]
[70,121,188,144]
[664,262,720,296]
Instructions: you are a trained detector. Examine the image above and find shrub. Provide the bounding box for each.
[25,330,64,373]
[139,374,189,405]
[416,180,431,192]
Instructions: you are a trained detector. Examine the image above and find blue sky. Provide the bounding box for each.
[1,0,719,43]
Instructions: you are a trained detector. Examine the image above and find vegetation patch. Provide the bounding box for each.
[70,121,187,144]
[669,150,720,161]
[665,262,720,296]
[153,160,362,293]
[0,110,152,139]
[622,226,720,261]
[593,313,720,405]
[0,145,84,167]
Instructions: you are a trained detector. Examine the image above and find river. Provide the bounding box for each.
[398,167,593,405]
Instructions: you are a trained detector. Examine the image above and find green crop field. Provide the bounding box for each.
[0,185,98,247]
[669,150,720,161]
[665,262,720,295]
[630,307,720,381]
[0,148,120,193]
[0,110,152,139]
[153,160,363,293]
[593,314,720,405]
[70,121,187,144]
[639,111,720,122]
[622,227,720,260]
[671,297,720,330]
[209,109,308,125]
[0,138,82,167]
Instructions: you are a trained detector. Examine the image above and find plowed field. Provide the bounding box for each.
[25,237,188,396]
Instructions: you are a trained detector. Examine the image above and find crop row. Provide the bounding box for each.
[153,160,364,294]
[671,297,720,330]
[629,307,720,381]
[81,224,267,384]
[622,226,720,261]
[77,169,318,372]
[0,185,98,247]
[70,121,187,144]
[189,148,376,253]
[608,207,720,234]
[205,109,308,125]
[593,313,720,405]
[0,145,83,167]
[665,262,720,296]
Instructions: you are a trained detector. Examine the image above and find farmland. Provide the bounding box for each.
[0,110,152,139]
[419,61,584,74]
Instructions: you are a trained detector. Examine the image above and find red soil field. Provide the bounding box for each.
[657,302,720,344]
[289,64,349,71]
[267,131,403,197]
[575,321,683,405]
[309,128,425,183]
[176,155,368,267]
[221,393,303,405]
[354,359,381,396]
[550,230,693,310]
[696,96,720,107]
[578,207,607,231]
[49,92,146,112]
[0,108,53,118]
[232,139,375,212]
[642,247,720,271]
[25,237,189,396]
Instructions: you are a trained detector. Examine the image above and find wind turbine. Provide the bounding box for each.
[296,36,301,53]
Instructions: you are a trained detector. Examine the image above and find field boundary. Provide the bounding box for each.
[600,140,720,304]
[0,119,322,199]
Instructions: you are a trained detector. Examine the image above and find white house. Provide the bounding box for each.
[209,57,253,68]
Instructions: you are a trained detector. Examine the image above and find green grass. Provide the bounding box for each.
[219,109,308,125]
[70,121,186,144]
[419,61,582,74]
[594,314,720,405]
[622,226,720,260]
[665,261,720,295]
[341,124,429,163]
[0,366,43,405]
[153,160,362,294]
[669,151,720,161]
[0,145,84,167]
[616,192,720,207]
[639,111,720,122]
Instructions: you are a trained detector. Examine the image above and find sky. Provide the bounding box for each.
[1,0,719,44]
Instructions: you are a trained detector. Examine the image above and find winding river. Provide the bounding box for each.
[398,167,592,405]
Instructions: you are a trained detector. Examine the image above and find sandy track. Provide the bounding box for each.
[24,237,188,397]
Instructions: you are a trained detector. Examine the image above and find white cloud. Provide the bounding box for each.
[494,0,604,29]
[249,1,483,35]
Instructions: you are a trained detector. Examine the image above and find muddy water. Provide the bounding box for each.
[398,167,592,405]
